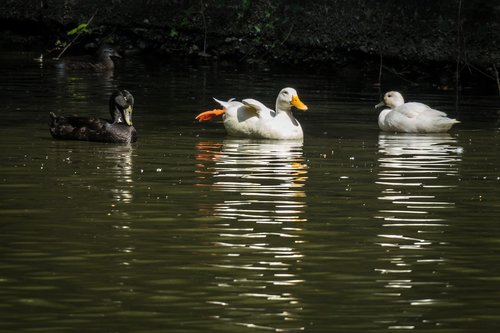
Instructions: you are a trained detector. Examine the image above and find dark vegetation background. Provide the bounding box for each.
[1,0,499,91]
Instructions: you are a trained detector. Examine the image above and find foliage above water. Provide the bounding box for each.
[0,0,498,87]
[67,23,90,36]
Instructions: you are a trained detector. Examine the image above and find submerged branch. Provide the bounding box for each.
[377,53,383,88]
[199,0,208,56]
[493,64,500,96]
[455,0,462,108]
[381,65,418,85]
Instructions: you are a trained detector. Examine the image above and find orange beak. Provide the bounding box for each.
[291,95,308,111]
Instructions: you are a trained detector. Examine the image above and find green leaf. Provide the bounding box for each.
[67,23,89,36]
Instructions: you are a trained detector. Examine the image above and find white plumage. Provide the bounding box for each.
[375,91,459,133]
[196,87,308,140]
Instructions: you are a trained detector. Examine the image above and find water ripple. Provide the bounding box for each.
[373,133,463,329]
[195,139,307,332]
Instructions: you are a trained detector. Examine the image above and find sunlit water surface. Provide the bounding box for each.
[1,52,499,332]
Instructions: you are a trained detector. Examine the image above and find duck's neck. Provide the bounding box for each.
[110,107,124,124]
[98,54,114,70]
[390,97,405,109]
[275,101,293,117]
[275,102,300,127]
[389,102,404,109]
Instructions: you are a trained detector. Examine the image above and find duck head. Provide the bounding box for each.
[109,90,134,126]
[276,87,308,112]
[97,46,121,70]
[375,91,405,109]
[98,46,122,60]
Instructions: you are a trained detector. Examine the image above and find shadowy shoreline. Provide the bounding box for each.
[1,1,498,95]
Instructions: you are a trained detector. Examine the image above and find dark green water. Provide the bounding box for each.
[1,52,499,332]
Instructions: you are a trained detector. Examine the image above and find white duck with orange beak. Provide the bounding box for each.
[196,87,308,140]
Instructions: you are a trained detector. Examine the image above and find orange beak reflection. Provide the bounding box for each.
[291,95,308,111]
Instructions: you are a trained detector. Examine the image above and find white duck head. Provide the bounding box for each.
[376,91,405,109]
[276,87,308,113]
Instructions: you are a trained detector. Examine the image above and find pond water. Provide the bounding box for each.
[0,51,499,332]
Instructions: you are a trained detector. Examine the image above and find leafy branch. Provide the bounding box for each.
[54,9,98,60]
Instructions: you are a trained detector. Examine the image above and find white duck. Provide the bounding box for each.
[375,91,460,133]
[195,87,308,140]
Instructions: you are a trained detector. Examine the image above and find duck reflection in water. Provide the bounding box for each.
[195,139,308,331]
[373,133,463,329]
[49,142,135,209]
[106,144,135,206]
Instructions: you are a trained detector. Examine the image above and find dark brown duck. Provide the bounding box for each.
[49,90,137,143]
[62,45,121,71]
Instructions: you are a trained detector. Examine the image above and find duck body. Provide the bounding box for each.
[196,87,308,140]
[376,91,459,133]
[49,115,137,143]
[49,90,137,144]
[61,45,121,71]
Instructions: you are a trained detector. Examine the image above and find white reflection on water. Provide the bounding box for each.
[374,133,463,328]
[195,139,307,332]
[106,144,135,205]
[103,145,135,269]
